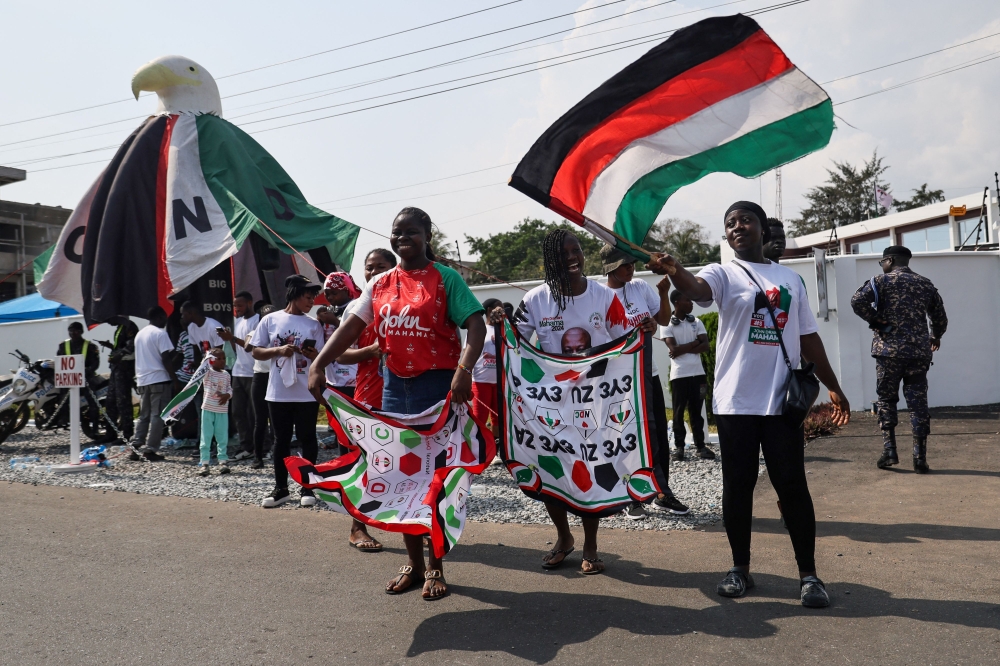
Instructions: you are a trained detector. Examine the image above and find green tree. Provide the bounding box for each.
[646,217,721,266]
[894,183,945,211]
[429,224,454,260]
[788,151,891,237]
[464,218,604,284]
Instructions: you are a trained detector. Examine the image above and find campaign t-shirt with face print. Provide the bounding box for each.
[350,262,484,378]
[697,260,818,415]
[249,310,326,403]
[514,279,627,355]
[607,279,662,376]
[472,332,497,384]
[187,318,224,356]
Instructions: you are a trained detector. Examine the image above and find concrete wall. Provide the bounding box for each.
[0,316,142,378]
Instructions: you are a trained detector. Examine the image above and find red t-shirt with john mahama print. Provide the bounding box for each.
[350,262,485,378]
[353,322,382,408]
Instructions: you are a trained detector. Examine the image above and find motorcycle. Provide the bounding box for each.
[0,349,112,445]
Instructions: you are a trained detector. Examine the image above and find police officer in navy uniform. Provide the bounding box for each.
[851,246,947,473]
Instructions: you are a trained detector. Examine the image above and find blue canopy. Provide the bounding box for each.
[0,292,79,323]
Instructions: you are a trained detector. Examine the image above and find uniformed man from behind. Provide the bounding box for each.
[850,245,947,473]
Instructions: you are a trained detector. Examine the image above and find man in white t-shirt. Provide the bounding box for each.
[601,244,689,518]
[181,301,224,360]
[130,306,177,460]
[660,289,713,461]
[219,291,259,461]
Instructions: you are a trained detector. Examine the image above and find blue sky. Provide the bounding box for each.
[2,0,998,279]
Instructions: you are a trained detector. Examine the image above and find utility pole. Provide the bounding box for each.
[455,240,463,266]
[774,168,782,221]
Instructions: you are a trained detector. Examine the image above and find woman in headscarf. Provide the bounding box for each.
[647,201,849,608]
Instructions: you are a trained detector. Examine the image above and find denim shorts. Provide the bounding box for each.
[381,368,454,415]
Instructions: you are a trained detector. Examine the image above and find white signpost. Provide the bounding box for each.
[54,354,85,463]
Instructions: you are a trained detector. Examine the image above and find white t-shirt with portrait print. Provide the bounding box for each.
[514,279,627,355]
[231,313,260,378]
[187,317,224,356]
[697,259,818,416]
[607,279,663,376]
[249,311,326,403]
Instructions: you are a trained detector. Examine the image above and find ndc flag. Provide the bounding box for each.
[496,318,661,517]
[286,389,495,558]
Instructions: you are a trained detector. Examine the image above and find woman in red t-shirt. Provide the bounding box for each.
[310,207,486,601]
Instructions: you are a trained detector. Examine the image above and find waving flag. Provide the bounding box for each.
[509,14,833,249]
[160,357,211,422]
[286,389,495,557]
[497,319,661,517]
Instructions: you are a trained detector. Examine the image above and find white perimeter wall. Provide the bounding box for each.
[470,251,999,411]
[0,316,144,378]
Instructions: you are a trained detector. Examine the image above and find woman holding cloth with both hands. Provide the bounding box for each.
[647,201,850,608]
[310,207,485,601]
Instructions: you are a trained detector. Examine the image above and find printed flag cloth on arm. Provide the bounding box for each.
[285,389,495,558]
[496,318,661,517]
[160,357,211,422]
[508,13,833,249]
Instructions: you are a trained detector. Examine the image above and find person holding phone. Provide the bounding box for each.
[251,275,326,509]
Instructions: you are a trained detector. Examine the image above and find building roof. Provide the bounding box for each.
[0,166,26,188]
[785,190,991,249]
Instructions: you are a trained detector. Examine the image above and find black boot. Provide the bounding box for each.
[876,429,899,469]
[912,436,930,473]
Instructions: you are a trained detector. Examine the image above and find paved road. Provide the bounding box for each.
[2,408,999,664]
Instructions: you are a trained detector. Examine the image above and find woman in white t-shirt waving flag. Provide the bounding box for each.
[512,229,628,575]
[647,201,849,610]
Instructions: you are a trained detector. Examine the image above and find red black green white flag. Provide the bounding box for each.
[496,318,661,517]
[509,13,833,249]
[285,389,495,558]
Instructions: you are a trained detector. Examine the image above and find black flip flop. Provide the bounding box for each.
[581,557,605,575]
[541,546,575,569]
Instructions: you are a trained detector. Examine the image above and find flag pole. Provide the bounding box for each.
[570,216,678,276]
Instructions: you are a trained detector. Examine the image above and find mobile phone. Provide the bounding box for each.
[302,339,317,350]
[216,327,226,334]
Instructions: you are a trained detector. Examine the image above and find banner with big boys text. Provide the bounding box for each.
[285,389,495,558]
[496,319,661,517]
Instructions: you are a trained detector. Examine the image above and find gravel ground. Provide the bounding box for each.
[1,426,751,531]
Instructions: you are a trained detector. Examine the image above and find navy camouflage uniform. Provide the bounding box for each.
[850,266,947,437]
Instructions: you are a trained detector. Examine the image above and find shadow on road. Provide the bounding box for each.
[407,580,1000,663]
[751,517,1000,543]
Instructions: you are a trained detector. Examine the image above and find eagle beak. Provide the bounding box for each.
[131,63,201,100]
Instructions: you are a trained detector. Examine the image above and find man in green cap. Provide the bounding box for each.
[851,245,947,473]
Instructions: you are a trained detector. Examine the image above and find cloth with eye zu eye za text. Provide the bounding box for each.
[496,317,662,518]
[284,388,495,558]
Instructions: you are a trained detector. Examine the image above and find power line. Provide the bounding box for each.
[821,30,1000,85]
[0,0,527,128]
[316,162,516,204]
[335,182,505,210]
[834,50,1000,106]
[217,0,525,80]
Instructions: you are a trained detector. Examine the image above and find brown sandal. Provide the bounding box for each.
[349,536,383,552]
[385,565,417,594]
[422,569,449,600]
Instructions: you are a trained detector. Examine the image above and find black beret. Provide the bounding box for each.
[882,245,912,259]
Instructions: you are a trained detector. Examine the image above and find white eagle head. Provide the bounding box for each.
[131,55,222,117]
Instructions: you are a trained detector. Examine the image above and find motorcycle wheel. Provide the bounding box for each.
[11,402,30,433]
[81,406,110,441]
[0,408,18,444]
